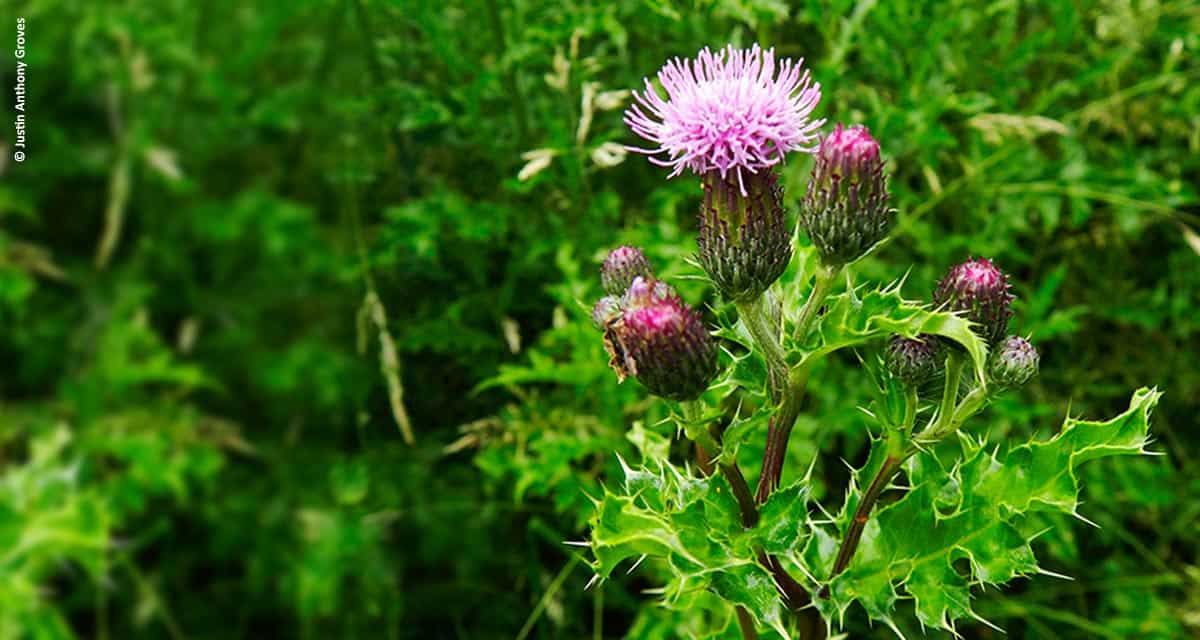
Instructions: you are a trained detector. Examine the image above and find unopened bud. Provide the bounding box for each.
[799,124,894,266]
[591,295,621,329]
[886,335,938,385]
[933,257,1014,345]
[989,336,1038,387]
[603,276,718,401]
[601,246,654,296]
[697,169,791,302]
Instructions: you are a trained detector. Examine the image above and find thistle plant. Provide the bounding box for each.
[584,44,1161,639]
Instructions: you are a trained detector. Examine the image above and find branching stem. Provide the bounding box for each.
[735,295,788,401]
[793,265,840,345]
[922,352,965,442]
[825,454,904,590]
[754,372,805,503]
[684,402,812,626]
[824,357,994,595]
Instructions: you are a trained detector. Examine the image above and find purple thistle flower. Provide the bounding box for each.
[624,44,824,194]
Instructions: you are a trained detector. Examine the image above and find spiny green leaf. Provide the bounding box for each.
[588,457,800,638]
[719,402,772,462]
[627,421,672,465]
[794,282,990,384]
[753,479,810,555]
[808,388,1161,634]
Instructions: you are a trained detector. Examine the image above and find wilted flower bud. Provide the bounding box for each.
[886,335,938,385]
[933,257,1014,345]
[601,246,654,296]
[603,276,718,401]
[989,336,1038,387]
[697,169,791,302]
[799,124,894,266]
[591,295,621,329]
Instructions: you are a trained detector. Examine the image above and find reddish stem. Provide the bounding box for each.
[820,455,905,598]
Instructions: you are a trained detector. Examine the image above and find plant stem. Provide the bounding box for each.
[735,295,788,400]
[754,372,805,503]
[685,402,812,623]
[920,352,965,443]
[686,403,758,528]
[735,607,759,640]
[823,453,905,592]
[688,412,758,640]
[823,362,989,594]
[751,265,839,503]
[721,459,760,528]
[793,265,840,345]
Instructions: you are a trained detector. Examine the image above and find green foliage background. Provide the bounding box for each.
[1,0,1197,638]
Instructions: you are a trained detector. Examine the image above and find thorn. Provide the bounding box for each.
[792,560,818,584]
[1036,567,1073,581]
[881,616,907,639]
[1071,510,1101,528]
[626,554,647,575]
[584,574,602,591]
[970,610,1005,634]
[563,539,590,547]
[1026,526,1053,542]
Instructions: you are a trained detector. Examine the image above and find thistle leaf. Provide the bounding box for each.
[806,388,1161,633]
[796,283,990,383]
[588,456,806,638]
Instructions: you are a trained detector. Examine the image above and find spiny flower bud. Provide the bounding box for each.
[697,169,791,302]
[989,336,1039,387]
[591,295,621,329]
[603,276,718,401]
[886,335,939,385]
[799,124,894,266]
[933,257,1014,345]
[619,275,675,309]
[601,246,654,296]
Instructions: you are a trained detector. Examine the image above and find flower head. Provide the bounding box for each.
[934,258,1014,345]
[697,169,791,301]
[886,335,939,385]
[591,295,621,329]
[799,124,894,266]
[601,246,654,296]
[603,276,718,401]
[625,44,823,193]
[989,336,1039,387]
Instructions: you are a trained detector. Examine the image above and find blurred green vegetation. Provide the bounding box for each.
[0,0,1197,638]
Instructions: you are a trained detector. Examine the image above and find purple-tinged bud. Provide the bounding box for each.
[619,275,675,309]
[933,257,1014,345]
[799,124,894,266]
[602,277,718,401]
[886,335,939,385]
[989,336,1038,387]
[697,169,791,302]
[601,246,654,296]
[592,295,621,329]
